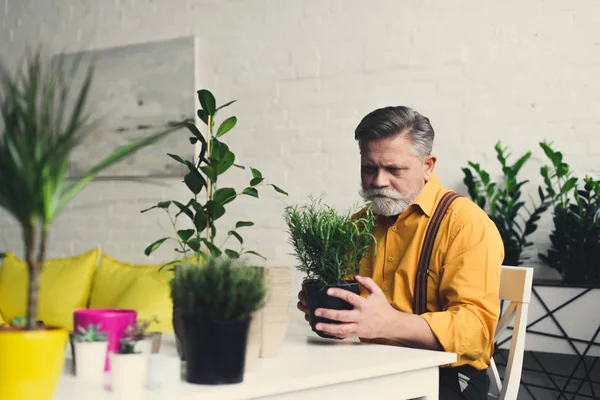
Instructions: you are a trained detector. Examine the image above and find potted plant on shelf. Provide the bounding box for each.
[109,336,148,398]
[284,197,376,338]
[72,323,108,383]
[462,140,550,266]
[170,256,266,384]
[538,141,600,285]
[141,89,287,358]
[0,49,182,400]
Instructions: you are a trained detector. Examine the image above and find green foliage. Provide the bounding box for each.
[142,89,287,265]
[74,323,107,342]
[118,337,138,354]
[0,48,181,330]
[9,316,27,328]
[538,142,600,285]
[170,256,266,320]
[124,316,159,340]
[283,197,377,285]
[462,141,549,266]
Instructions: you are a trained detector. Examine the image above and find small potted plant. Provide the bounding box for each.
[123,317,160,355]
[109,336,148,398]
[72,323,108,382]
[171,256,266,384]
[284,198,376,338]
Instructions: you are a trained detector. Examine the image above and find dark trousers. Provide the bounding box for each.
[439,365,490,400]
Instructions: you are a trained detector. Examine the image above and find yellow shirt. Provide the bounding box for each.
[359,173,503,370]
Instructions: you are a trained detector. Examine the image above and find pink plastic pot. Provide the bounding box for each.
[73,309,137,371]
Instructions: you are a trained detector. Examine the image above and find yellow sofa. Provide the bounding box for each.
[0,248,173,333]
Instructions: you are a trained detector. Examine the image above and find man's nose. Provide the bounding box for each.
[372,169,389,188]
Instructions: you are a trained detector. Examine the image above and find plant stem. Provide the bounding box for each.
[24,221,39,330]
[206,114,213,244]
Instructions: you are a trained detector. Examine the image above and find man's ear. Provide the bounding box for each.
[423,155,437,182]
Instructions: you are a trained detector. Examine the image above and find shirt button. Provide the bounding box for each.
[382,286,388,292]
[391,226,397,232]
[388,256,394,262]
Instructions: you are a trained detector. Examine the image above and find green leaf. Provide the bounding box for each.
[173,201,193,220]
[197,90,216,115]
[214,188,237,206]
[193,207,207,232]
[167,153,186,165]
[216,151,235,175]
[244,250,266,260]
[197,109,208,125]
[140,200,171,213]
[206,201,225,220]
[187,238,201,252]
[216,100,236,111]
[562,177,578,194]
[177,229,195,243]
[233,164,245,169]
[200,165,217,182]
[250,167,262,179]
[216,116,237,138]
[270,184,288,196]
[224,249,240,259]
[228,230,243,244]
[250,177,264,186]
[235,221,254,228]
[184,172,206,195]
[183,122,207,145]
[242,187,259,198]
[144,238,169,256]
[201,239,222,257]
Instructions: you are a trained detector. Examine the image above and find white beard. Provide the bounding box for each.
[359,187,415,216]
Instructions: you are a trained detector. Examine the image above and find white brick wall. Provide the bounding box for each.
[2,0,600,284]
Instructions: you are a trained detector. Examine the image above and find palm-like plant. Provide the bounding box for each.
[0,49,182,330]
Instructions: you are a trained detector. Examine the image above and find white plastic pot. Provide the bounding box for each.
[73,341,108,383]
[109,352,148,399]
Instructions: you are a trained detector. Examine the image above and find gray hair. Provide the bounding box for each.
[354,106,435,160]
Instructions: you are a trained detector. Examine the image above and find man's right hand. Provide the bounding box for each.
[297,290,310,322]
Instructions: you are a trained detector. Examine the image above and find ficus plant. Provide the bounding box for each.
[538,141,600,285]
[0,49,182,330]
[142,89,287,265]
[462,141,550,266]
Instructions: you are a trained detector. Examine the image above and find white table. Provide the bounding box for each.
[55,324,456,399]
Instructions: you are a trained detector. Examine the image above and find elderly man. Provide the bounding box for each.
[297,106,503,400]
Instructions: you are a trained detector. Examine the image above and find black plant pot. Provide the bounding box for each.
[302,279,360,339]
[182,315,250,385]
[172,306,186,361]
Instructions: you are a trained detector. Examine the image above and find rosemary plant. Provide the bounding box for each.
[284,198,376,285]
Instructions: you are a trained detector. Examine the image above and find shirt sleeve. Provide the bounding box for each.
[420,217,503,365]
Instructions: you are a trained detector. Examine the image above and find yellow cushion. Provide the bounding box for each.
[0,309,5,326]
[0,248,100,331]
[89,254,173,333]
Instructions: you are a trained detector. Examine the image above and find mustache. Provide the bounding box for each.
[359,188,411,201]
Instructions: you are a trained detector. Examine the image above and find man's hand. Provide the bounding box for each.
[313,275,401,339]
[297,289,310,323]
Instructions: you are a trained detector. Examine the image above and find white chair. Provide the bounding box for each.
[488,265,534,400]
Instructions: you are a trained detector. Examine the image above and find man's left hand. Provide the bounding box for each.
[314,275,402,339]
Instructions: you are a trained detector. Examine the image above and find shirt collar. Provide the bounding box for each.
[412,172,443,218]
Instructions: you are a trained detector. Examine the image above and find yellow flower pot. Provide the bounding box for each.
[0,328,67,400]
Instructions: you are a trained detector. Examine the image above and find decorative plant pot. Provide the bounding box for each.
[0,327,67,400]
[172,306,185,360]
[109,352,148,399]
[73,308,137,372]
[302,279,360,339]
[73,341,108,383]
[182,314,250,385]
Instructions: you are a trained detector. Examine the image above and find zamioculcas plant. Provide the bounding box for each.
[142,89,287,265]
[538,141,600,285]
[0,50,182,330]
[283,197,376,338]
[462,141,550,266]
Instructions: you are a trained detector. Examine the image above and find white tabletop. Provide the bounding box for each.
[55,323,456,399]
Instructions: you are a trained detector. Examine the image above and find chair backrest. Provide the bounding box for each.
[488,265,533,400]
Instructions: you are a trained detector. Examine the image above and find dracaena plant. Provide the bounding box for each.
[462,141,550,266]
[538,141,600,285]
[142,89,287,265]
[0,49,181,330]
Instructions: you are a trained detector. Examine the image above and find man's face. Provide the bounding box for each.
[359,134,436,216]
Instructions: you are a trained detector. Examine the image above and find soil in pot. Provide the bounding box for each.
[302,279,360,339]
[182,315,250,385]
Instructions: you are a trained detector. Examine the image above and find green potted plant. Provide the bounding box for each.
[538,141,600,285]
[125,316,161,353]
[170,256,266,384]
[72,323,108,382]
[283,197,376,338]
[462,141,550,266]
[109,336,148,397]
[0,49,181,400]
[141,89,287,357]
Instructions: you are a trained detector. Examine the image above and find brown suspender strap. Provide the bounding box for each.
[413,191,462,315]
